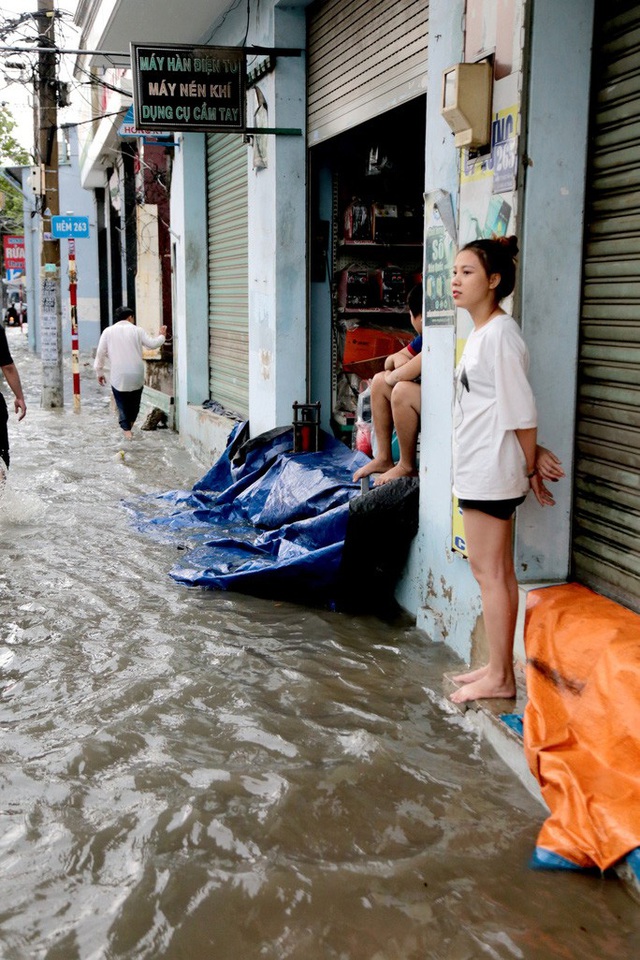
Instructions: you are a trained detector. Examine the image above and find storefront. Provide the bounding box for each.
[307,0,428,441]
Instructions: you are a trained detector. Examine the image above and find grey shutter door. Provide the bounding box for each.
[207,132,249,418]
[573,2,640,610]
[307,0,429,145]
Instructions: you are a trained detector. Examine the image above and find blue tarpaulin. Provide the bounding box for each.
[127,423,369,603]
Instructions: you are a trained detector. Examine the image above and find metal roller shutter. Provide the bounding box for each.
[307,0,429,145]
[206,132,249,418]
[573,2,640,609]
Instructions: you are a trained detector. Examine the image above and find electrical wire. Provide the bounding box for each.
[203,0,245,44]
[74,60,130,96]
[241,0,251,47]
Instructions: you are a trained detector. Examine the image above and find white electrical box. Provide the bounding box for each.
[28,164,45,196]
[441,61,493,149]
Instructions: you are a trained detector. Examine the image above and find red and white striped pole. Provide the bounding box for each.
[68,237,80,412]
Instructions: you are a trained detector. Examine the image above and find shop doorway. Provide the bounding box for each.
[309,97,426,444]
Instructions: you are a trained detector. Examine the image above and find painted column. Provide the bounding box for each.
[398,0,480,659]
[247,5,307,436]
[171,133,209,421]
[517,0,595,581]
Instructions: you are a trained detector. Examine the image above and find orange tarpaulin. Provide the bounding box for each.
[524,583,640,871]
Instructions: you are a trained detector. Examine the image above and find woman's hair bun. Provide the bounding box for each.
[494,234,519,257]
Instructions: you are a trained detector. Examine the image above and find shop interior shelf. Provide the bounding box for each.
[338,306,410,315]
[338,240,423,248]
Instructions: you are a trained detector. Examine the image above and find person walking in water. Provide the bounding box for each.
[0,322,26,471]
[450,236,563,704]
[94,306,167,440]
[353,283,423,486]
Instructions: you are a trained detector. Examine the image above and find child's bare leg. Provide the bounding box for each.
[374,381,421,485]
[450,510,518,703]
[353,372,395,481]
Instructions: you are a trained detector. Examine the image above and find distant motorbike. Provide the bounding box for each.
[4,304,26,327]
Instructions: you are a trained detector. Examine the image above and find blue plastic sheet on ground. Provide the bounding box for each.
[624,847,640,882]
[499,713,524,738]
[529,847,599,873]
[126,422,369,604]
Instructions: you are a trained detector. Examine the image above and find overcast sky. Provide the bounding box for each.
[1,1,78,159]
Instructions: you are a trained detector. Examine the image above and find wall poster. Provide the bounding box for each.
[423,190,456,326]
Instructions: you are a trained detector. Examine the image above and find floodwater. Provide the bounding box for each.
[1,330,639,960]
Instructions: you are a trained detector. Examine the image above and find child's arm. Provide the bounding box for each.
[385,351,421,385]
[384,344,412,370]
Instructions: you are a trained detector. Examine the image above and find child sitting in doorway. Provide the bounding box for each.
[353,283,422,487]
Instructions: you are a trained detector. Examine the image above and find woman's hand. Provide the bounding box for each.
[530,471,556,507]
[535,445,565,482]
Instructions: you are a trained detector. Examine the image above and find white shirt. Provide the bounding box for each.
[453,314,537,500]
[94,320,165,392]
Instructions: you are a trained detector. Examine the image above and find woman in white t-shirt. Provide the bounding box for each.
[450,236,563,704]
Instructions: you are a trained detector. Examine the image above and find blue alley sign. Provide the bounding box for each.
[51,216,90,239]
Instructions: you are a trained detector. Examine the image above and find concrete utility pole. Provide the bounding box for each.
[36,0,63,408]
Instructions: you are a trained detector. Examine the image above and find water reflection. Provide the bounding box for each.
[1,333,639,959]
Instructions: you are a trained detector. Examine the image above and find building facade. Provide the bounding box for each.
[71,0,640,659]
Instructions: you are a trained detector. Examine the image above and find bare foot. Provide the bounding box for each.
[373,462,418,486]
[451,665,489,685]
[353,456,395,482]
[450,674,516,704]
[124,430,133,441]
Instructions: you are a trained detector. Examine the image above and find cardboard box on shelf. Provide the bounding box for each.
[342,325,414,380]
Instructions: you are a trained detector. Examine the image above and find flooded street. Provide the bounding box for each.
[1,330,639,959]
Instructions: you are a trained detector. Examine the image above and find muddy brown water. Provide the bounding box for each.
[1,331,639,959]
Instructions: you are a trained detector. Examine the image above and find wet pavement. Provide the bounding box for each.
[1,330,639,959]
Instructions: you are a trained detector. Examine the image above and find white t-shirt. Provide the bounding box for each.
[94,320,165,392]
[453,314,537,500]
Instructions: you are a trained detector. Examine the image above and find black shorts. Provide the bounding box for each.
[458,495,526,521]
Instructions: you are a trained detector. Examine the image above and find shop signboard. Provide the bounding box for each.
[3,235,25,275]
[118,105,169,141]
[131,42,246,133]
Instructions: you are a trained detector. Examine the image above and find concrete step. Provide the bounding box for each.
[443,663,542,805]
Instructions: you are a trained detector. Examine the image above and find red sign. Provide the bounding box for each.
[3,235,25,272]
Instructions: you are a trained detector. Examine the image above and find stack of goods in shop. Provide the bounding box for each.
[343,198,423,244]
[336,265,419,311]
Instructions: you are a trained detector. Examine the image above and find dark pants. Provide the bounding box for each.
[111,386,143,432]
[0,393,9,467]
